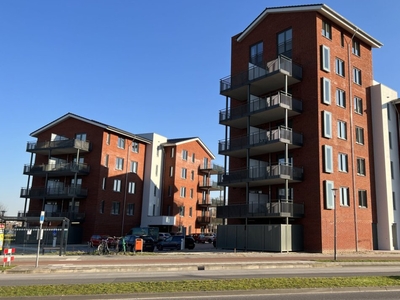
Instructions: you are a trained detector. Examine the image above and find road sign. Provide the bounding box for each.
[39,211,45,224]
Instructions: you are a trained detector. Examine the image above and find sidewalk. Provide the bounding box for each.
[5,244,400,274]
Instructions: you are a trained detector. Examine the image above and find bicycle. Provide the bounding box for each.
[97,239,110,255]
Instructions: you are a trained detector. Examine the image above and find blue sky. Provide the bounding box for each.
[1,0,399,215]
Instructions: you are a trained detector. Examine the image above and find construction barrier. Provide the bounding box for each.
[3,248,15,267]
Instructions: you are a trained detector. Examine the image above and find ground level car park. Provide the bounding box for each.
[156,235,195,250]
[118,235,156,252]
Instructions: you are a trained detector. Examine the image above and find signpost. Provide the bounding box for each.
[35,211,45,268]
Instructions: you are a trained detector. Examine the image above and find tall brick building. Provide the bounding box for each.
[21,113,221,243]
[216,4,385,252]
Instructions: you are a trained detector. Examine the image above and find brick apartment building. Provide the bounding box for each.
[215,4,393,253]
[20,113,221,243]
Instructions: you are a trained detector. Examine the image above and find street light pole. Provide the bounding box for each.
[332,188,338,261]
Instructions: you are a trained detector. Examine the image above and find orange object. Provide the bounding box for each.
[135,238,143,251]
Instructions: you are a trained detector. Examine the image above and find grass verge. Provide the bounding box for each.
[1,276,400,297]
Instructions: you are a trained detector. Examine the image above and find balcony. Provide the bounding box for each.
[219,91,302,129]
[23,162,90,177]
[197,198,212,208]
[220,56,302,100]
[199,163,224,174]
[20,186,88,199]
[219,126,303,158]
[198,180,222,191]
[26,139,91,155]
[18,211,86,222]
[217,164,303,187]
[196,216,211,225]
[217,200,304,219]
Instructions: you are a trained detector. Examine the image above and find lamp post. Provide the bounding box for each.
[332,188,338,261]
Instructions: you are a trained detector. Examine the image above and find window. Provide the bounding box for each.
[357,158,366,175]
[338,153,348,172]
[116,157,124,170]
[128,182,135,194]
[340,187,350,206]
[336,89,346,107]
[111,201,120,214]
[179,206,185,217]
[321,45,330,72]
[102,177,106,190]
[340,32,345,47]
[391,161,394,179]
[99,200,105,214]
[393,192,396,210]
[191,170,195,180]
[352,39,360,56]
[324,180,335,209]
[335,58,345,76]
[337,121,347,139]
[353,68,362,85]
[154,185,157,197]
[190,188,193,199]
[277,28,292,57]
[189,207,193,217]
[171,148,175,158]
[323,111,332,138]
[131,141,139,153]
[322,78,331,104]
[356,127,364,145]
[181,168,187,179]
[104,154,109,167]
[106,133,110,145]
[182,150,188,161]
[169,166,174,177]
[358,190,367,208]
[117,137,125,149]
[155,165,158,176]
[389,132,392,149]
[354,97,363,114]
[130,161,138,173]
[324,145,333,173]
[278,188,293,200]
[75,133,86,141]
[250,41,263,66]
[192,153,195,163]
[127,203,135,216]
[387,103,391,120]
[180,187,186,198]
[322,21,331,39]
[113,179,121,192]
[168,185,172,197]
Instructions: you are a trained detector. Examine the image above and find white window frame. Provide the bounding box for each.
[321,45,330,72]
[335,58,345,76]
[340,187,350,206]
[336,89,346,108]
[180,187,186,198]
[337,121,347,139]
[324,180,335,209]
[113,179,121,192]
[356,127,364,145]
[357,158,366,176]
[322,21,331,39]
[181,168,187,179]
[352,40,360,56]
[182,150,188,161]
[130,161,138,173]
[354,97,363,114]
[128,182,136,194]
[358,190,367,208]
[131,141,139,153]
[322,77,331,104]
[338,153,348,172]
[324,145,333,173]
[117,137,125,149]
[116,157,124,170]
[102,177,106,190]
[353,68,362,85]
[323,111,332,138]
[169,166,174,177]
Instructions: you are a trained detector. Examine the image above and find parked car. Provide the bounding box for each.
[156,235,195,251]
[158,232,171,241]
[197,233,216,243]
[119,235,156,252]
[89,234,114,247]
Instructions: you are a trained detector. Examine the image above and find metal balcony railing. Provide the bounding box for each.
[196,216,211,224]
[220,56,302,93]
[219,126,303,153]
[219,91,302,124]
[23,162,90,176]
[18,211,85,221]
[20,186,88,198]
[218,164,303,185]
[216,200,304,218]
[26,139,90,152]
